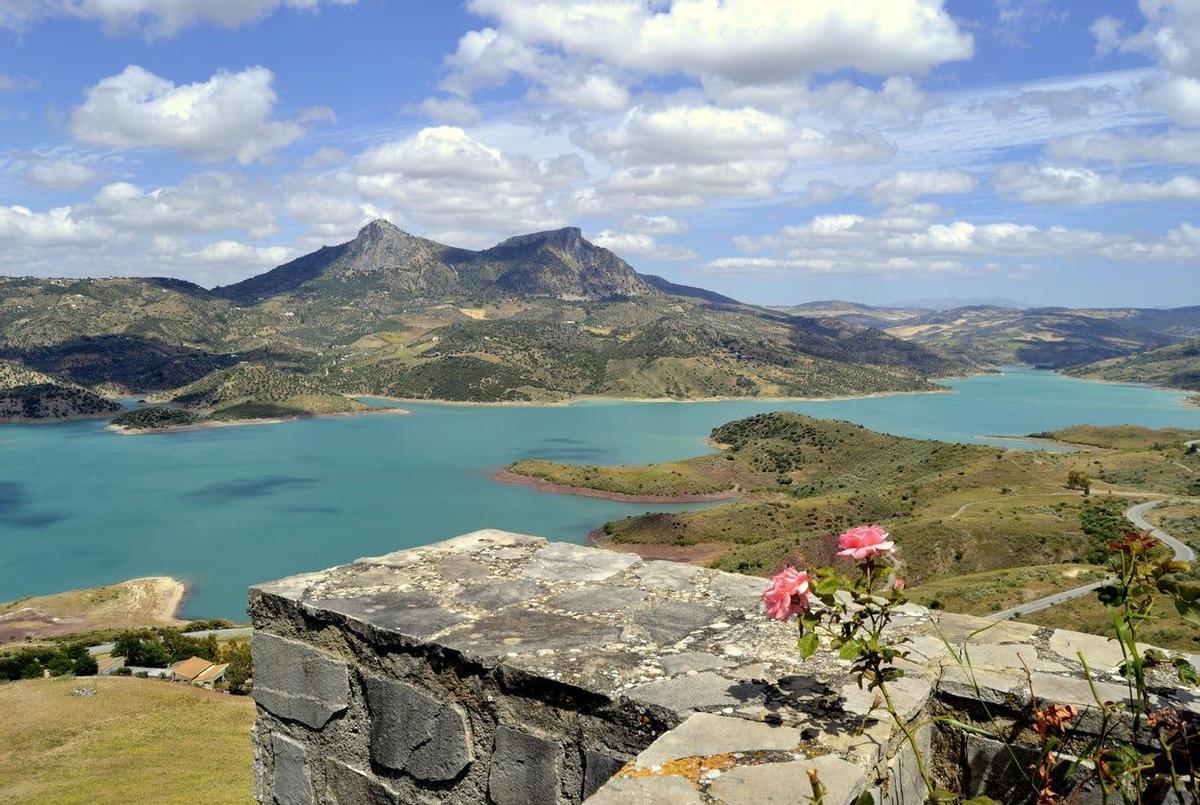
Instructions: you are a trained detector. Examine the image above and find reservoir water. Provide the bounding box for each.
[3,367,1199,620]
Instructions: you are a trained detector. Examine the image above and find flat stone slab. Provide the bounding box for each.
[271,732,313,805]
[488,725,564,805]
[364,675,472,781]
[550,585,648,614]
[627,671,767,717]
[325,759,399,805]
[707,755,867,805]
[253,633,349,729]
[586,775,704,804]
[631,713,805,769]
[309,591,467,640]
[522,542,640,582]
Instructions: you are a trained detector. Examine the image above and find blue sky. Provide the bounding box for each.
[1,0,1197,308]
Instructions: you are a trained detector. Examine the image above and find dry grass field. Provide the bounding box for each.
[0,676,254,804]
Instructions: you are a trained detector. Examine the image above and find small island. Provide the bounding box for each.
[108,363,405,434]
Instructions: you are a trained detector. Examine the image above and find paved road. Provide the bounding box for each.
[88,626,252,656]
[1127,500,1195,562]
[989,498,1193,621]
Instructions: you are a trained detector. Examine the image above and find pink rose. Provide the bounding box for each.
[763,566,812,622]
[836,524,894,562]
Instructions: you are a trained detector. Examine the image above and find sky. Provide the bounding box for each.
[0,0,1197,308]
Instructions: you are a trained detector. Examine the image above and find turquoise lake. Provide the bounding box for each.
[3,367,1199,620]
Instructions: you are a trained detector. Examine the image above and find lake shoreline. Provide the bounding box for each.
[366,384,956,409]
[107,405,409,435]
[493,468,739,503]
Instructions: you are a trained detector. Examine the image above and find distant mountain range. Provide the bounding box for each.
[775,299,1200,377]
[0,221,969,411]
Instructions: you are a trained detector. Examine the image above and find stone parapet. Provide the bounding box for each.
[248,529,1199,804]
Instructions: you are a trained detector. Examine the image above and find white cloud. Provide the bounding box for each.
[87,172,277,236]
[591,229,696,261]
[868,170,976,205]
[993,164,1200,204]
[464,0,973,83]
[980,86,1120,121]
[1093,0,1200,127]
[0,205,110,245]
[0,73,38,92]
[300,146,348,169]
[703,75,928,123]
[415,96,482,124]
[715,205,1199,277]
[352,126,578,242]
[0,0,357,38]
[25,158,100,190]
[70,65,314,164]
[1047,130,1200,164]
[623,214,686,235]
[180,239,293,267]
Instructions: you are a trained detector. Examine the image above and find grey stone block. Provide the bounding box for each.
[310,591,467,639]
[456,578,543,610]
[634,600,719,644]
[582,749,627,800]
[630,713,803,770]
[364,675,472,781]
[488,725,564,805]
[585,775,704,804]
[549,585,647,614]
[627,670,764,717]
[522,542,640,582]
[325,759,399,805]
[708,755,867,804]
[965,734,1104,805]
[253,633,349,729]
[271,732,313,805]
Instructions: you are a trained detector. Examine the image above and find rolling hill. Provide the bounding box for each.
[0,359,121,422]
[1064,338,1200,390]
[0,222,969,403]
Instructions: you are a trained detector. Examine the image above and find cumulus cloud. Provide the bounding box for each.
[623,214,686,235]
[463,0,972,84]
[993,164,1200,204]
[868,170,976,205]
[25,158,100,190]
[0,205,110,245]
[180,239,293,267]
[591,229,696,261]
[0,0,357,38]
[1093,0,1200,127]
[352,126,580,242]
[87,172,277,236]
[70,65,315,164]
[1047,130,1200,165]
[415,96,482,124]
[715,204,1199,277]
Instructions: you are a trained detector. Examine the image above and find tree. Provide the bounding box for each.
[222,642,253,694]
[1066,470,1090,495]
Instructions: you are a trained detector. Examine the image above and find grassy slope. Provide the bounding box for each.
[1065,338,1200,391]
[0,578,184,644]
[0,676,253,804]
[508,414,1200,646]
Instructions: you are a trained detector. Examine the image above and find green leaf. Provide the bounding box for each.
[1097,585,1125,606]
[1176,598,1200,628]
[1174,657,1198,686]
[815,575,842,597]
[964,797,1004,805]
[930,789,960,803]
[853,793,876,805]
[839,638,864,662]
[798,632,819,660]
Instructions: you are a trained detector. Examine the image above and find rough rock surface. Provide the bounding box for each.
[248,529,1199,804]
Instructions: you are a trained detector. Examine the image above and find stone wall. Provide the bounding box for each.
[248,529,1199,804]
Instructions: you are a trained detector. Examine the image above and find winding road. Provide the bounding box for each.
[988,498,1194,621]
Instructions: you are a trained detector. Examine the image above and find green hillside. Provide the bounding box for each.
[0,222,970,403]
[507,413,1200,647]
[1064,337,1200,390]
[0,360,121,422]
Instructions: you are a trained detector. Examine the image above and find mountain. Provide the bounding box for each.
[1065,338,1200,390]
[0,359,121,421]
[0,221,968,402]
[783,300,1200,369]
[214,222,654,304]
